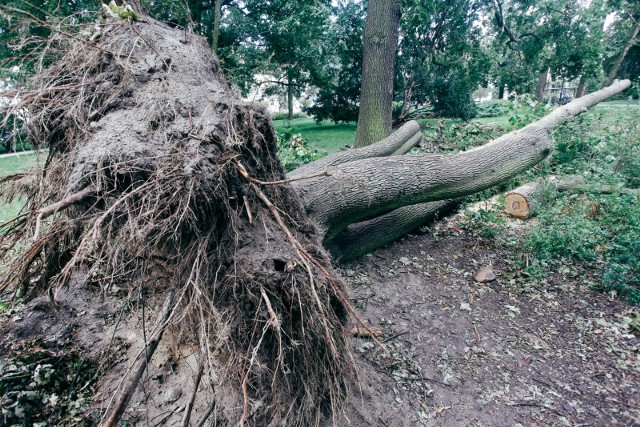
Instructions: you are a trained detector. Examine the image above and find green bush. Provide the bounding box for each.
[475,100,508,118]
[506,95,551,129]
[276,131,322,172]
[428,75,478,120]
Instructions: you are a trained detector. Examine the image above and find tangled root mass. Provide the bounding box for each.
[0,16,352,426]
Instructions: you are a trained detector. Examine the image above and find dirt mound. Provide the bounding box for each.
[0,16,353,425]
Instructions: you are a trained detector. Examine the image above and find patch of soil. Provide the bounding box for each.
[339,218,640,426]
[1,214,638,426]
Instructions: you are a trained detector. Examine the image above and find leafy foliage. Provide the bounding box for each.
[0,344,97,426]
[506,95,552,129]
[475,100,508,118]
[303,1,365,123]
[0,0,99,82]
[276,131,322,171]
[523,109,640,304]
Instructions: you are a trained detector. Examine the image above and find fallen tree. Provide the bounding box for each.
[0,10,630,426]
[504,176,640,218]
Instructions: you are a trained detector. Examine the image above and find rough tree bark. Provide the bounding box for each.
[290,79,630,259]
[575,76,586,98]
[212,0,222,54]
[0,11,630,426]
[353,0,402,147]
[287,70,295,121]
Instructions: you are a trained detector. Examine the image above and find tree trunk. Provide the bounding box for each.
[290,79,630,248]
[504,175,640,218]
[575,76,586,98]
[504,182,541,218]
[212,0,222,54]
[535,70,548,102]
[354,0,402,148]
[606,23,640,86]
[498,84,505,99]
[287,72,294,122]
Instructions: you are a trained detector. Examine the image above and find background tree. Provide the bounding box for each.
[353,0,402,147]
[603,0,640,87]
[303,1,365,124]
[395,0,489,121]
[230,0,333,120]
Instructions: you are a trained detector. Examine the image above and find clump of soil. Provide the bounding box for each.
[0,14,352,425]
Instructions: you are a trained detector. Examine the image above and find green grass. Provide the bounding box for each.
[273,115,513,155]
[596,99,640,107]
[0,152,41,176]
[273,117,357,153]
[0,152,42,223]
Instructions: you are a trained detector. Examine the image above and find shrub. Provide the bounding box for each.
[428,76,478,120]
[475,100,508,118]
[506,94,551,129]
[276,131,322,172]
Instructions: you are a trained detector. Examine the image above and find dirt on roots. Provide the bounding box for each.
[0,16,352,426]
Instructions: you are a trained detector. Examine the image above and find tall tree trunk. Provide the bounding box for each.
[606,23,640,86]
[354,0,402,148]
[535,70,548,102]
[575,76,586,98]
[212,0,222,54]
[287,72,294,122]
[498,84,505,99]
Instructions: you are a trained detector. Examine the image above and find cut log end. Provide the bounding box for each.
[504,182,540,218]
[504,193,531,218]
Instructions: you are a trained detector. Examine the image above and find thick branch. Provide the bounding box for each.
[326,199,461,262]
[293,80,631,239]
[289,120,421,178]
[606,23,640,86]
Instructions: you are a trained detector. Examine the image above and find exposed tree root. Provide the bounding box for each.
[103,289,177,427]
[0,14,353,426]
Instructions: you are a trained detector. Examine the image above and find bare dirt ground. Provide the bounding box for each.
[340,214,640,427]
[1,213,638,426]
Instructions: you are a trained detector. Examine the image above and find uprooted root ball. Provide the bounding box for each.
[0,16,353,425]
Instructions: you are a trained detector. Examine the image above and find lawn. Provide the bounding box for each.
[0,152,43,223]
[273,117,357,153]
[273,114,513,154]
[0,152,41,176]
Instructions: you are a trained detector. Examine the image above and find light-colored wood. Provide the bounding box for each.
[503,174,639,219]
[504,182,540,218]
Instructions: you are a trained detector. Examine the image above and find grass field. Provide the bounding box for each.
[273,100,634,154]
[273,117,357,153]
[0,152,43,223]
[0,152,41,176]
